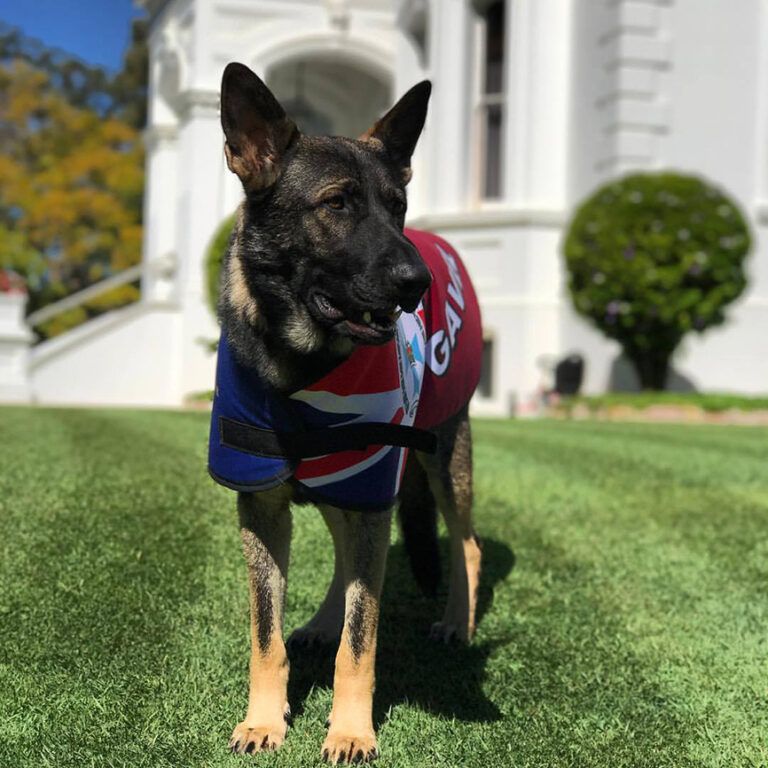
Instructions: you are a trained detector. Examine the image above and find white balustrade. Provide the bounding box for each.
[0,291,33,403]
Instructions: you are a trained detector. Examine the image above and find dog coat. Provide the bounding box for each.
[208,228,482,511]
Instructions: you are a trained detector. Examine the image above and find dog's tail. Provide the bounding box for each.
[397,454,441,597]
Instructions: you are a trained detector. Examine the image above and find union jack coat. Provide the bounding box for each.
[208,229,482,512]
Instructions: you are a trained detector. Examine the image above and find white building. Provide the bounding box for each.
[22,0,768,410]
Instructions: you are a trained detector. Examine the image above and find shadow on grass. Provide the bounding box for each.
[287,536,515,726]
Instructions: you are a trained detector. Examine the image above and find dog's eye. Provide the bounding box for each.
[324,195,346,211]
[391,199,407,216]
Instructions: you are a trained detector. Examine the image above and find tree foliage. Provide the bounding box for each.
[0,21,148,130]
[107,20,149,131]
[0,22,148,337]
[205,213,237,317]
[563,172,750,390]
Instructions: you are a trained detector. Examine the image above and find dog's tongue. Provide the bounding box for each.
[315,292,402,338]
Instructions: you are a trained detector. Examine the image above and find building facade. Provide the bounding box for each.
[397,0,768,412]
[24,0,768,409]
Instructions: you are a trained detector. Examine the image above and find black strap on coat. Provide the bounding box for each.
[219,416,437,460]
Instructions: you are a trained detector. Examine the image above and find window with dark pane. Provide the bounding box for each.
[484,1,505,95]
[480,1,505,200]
[484,103,503,199]
[478,338,494,398]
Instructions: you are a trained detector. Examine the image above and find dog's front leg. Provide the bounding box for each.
[229,486,292,754]
[320,506,391,765]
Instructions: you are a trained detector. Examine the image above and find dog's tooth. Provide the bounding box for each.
[363,311,372,324]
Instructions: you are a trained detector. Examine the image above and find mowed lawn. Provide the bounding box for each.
[0,408,766,768]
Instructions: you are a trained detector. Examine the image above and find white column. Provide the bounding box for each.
[394,1,431,219]
[427,0,474,214]
[175,90,227,400]
[141,125,180,303]
[506,0,574,210]
[0,292,33,403]
[504,1,576,406]
[192,0,218,91]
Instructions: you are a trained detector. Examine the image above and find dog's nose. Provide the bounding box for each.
[390,259,432,312]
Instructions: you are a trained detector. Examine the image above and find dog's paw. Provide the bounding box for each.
[429,620,472,644]
[287,624,341,649]
[321,731,378,764]
[229,720,287,754]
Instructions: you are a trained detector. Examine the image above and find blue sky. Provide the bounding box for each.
[0,0,145,72]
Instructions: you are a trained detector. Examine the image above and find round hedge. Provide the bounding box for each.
[563,172,751,388]
[205,212,237,317]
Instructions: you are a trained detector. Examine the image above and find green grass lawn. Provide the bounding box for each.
[0,408,766,768]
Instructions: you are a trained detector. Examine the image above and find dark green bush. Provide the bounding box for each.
[563,172,751,389]
[205,212,236,316]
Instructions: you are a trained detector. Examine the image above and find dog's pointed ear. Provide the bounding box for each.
[220,62,298,192]
[360,80,431,185]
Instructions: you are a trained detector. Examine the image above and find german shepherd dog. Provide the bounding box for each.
[215,63,482,764]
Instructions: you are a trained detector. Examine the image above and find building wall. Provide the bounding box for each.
[401,0,577,412]
[123,0,768,410]
[662,0,768,393]
[137,0,398,405]
[564,0,768,394]
[564,0,677,392]
[30,304,181,406]
[402,0,768,404]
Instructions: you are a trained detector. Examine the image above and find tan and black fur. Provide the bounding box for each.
[218,62,482,764]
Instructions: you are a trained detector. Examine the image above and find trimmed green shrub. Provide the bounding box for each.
[563,172,751,390]
[205,212,237,316]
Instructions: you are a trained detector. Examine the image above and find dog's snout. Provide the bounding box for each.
[389,258,431,312]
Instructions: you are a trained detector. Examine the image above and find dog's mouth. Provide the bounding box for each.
[311,291,402,343]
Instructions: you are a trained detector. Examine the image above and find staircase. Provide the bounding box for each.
[1,267,194,407]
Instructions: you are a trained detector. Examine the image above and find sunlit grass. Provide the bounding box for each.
[0,409,766,767]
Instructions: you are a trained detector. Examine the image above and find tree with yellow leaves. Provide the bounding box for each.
[0,45,145,337]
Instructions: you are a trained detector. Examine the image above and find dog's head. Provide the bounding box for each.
[220,62,432,352]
